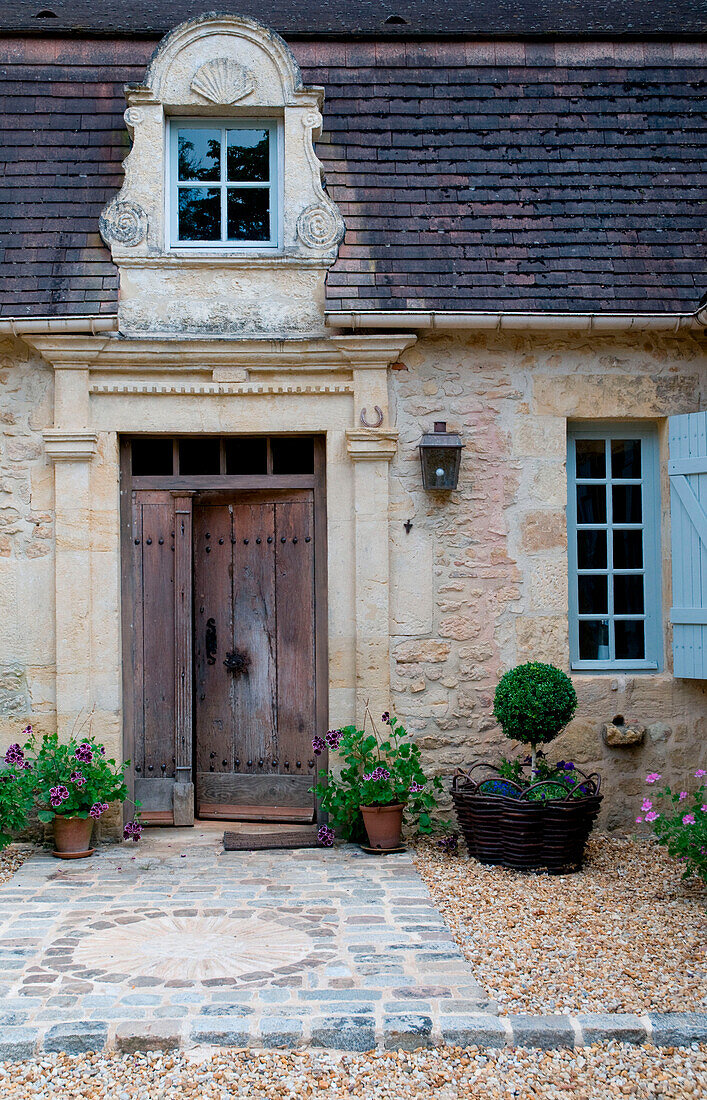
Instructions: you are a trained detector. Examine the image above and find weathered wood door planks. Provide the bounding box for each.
[193,490,317,821]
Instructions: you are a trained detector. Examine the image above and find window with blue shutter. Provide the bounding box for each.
[567,425,662,671]
[669,411,707,679]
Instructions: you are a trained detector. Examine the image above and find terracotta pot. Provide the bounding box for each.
[360,803,405,849]
[53,815,94,857]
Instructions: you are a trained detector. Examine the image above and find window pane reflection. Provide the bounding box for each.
[227,188,270,241]
[579,620,610,660]
[575,439,606,479]
[615,620,645,660]
[178,130,220,181]
[577,529,607,569]
[227,129,269,182]
[577,483,606,524]
[613,529,643,569]
[178,188,221,241]
[611,439,641,479]
[614,574,645,615]
[613,484,642,524]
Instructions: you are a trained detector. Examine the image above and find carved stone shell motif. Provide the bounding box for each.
[190,58,255,105]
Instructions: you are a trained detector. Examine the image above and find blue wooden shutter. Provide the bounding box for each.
[669,411,707,679]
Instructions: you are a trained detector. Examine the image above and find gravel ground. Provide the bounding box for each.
[414,834,707,1015]
[0,844,31,886]
[0,1045,706,1099]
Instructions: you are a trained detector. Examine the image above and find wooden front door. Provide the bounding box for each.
[193,490,317,822]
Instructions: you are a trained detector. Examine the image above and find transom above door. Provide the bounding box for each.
[120,435,327,828]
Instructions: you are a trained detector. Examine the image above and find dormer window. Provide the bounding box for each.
[168,120,279,248]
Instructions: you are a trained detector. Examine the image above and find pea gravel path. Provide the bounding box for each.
[414,835,707,1015]
[1,1044,706,1099]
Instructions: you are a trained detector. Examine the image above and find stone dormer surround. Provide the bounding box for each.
[99,14,345,336]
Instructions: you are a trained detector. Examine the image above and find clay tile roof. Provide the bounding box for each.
[2,1,706,38]
[0,35,705,317]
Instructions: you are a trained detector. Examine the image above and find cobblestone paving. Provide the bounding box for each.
[0,827,493,1055]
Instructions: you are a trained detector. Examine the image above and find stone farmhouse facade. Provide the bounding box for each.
[0,3,705,835]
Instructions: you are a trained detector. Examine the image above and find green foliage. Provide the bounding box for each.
[493,662,577,749]
[0,768,34,850]
[639,772,707,883]
[311,712,443,842]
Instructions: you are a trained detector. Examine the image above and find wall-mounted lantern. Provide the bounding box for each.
[419,421,464,490]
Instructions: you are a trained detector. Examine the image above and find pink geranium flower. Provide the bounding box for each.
[641,798,653,812]
[635,816,644,824]
[695,770,706,779]
[679,791,688,801]
[645,773,662,784]
[682,813,696,825]
[701,805,707,813]
[645,811,659,822]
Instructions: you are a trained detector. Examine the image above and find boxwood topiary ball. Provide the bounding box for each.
[493,661,577,747]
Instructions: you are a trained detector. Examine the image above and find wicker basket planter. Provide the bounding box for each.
[451,765,602,873]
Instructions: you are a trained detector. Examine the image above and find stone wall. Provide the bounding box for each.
[389,330,707,829]
[0,338,56,746]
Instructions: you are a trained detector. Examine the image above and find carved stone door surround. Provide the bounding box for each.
[27,331,416,824]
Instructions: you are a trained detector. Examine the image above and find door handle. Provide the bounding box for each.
[205,618,217,665]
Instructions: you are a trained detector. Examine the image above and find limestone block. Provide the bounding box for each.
[394,640,451,664]
[512,416,566,458]
[552,718,600,765]
[533,372,702,419]
[515,615,568,666]
[528,558,568,612]
[647,722,672,744]
[0,665,30,717]
[521,512,567,553]
[602,721,646,747]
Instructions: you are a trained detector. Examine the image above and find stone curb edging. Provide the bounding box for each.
[2,1014,707,1059]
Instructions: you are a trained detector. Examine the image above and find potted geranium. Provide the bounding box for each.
[4,726,142,858]
[311,709,442,850]
[451,663,602,872]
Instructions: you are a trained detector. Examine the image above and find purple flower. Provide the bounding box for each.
[363,767,391,782]
[408,780,424,794]
[679,791,688,801]
[317,824,334,848]
[438,833,459,855]
[70,771,86,787]
[695,769,706,779]
[381,712,391,724]
[49,785,69,804]
[325,729,343,749]
[123,819,142,843]
[89,802,106,819]
[4,743,25,767]
[312,736,326,757]
[75,743,94,764]
[683,813,696,825]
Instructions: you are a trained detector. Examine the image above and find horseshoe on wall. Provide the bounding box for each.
[360,406,384,428]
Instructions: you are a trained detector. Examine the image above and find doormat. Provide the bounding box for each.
[223,827,320,851]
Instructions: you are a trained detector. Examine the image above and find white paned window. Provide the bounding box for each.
[567,425,662,671]
[168,120,279,247]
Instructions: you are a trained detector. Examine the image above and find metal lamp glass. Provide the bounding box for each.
[419,421,463,490]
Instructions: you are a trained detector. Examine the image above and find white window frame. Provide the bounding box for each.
[166,118,281,249]
[567,423,662,672]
